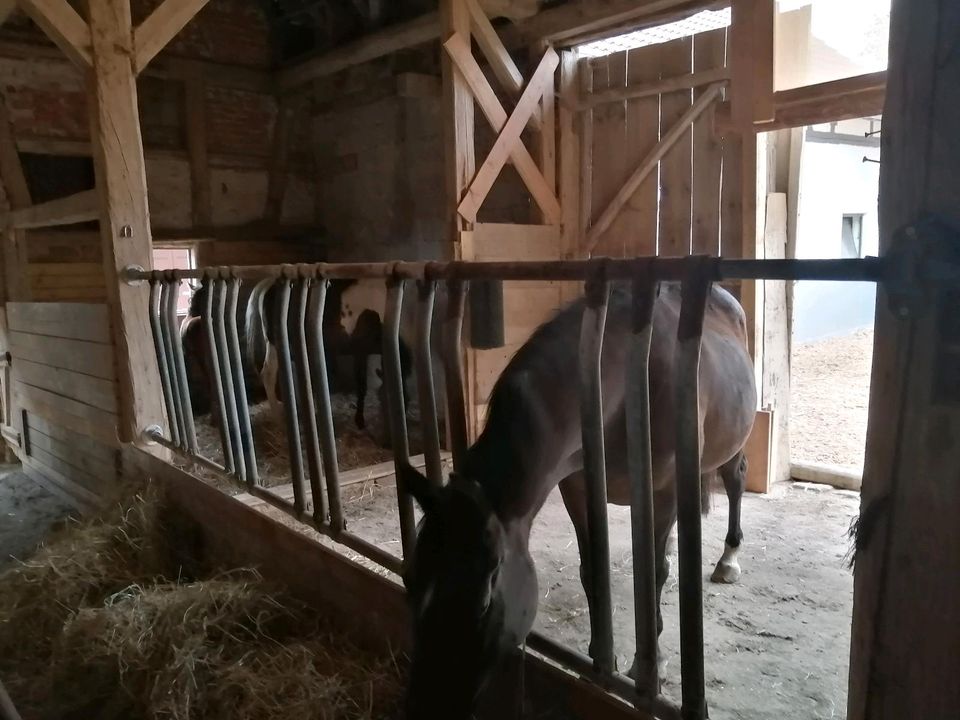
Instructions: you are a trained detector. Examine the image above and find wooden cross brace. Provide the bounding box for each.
[444,31,561,225]
[16,0,211,74]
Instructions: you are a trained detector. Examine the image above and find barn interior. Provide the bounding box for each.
[0,1,957,720]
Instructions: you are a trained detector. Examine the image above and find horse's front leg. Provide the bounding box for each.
[711,450,747,584]
[262,343,283,423]
[558,472,611,667]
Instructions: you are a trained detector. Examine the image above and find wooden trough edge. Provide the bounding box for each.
[127,447,652,720]
[790,461,861,491]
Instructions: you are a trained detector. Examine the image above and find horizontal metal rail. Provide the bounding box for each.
[126,255,893,284]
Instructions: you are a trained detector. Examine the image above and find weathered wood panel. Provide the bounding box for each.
[692,29,726,255]
[623,43,661,258]
[7,302,111,343]
[658,36,693,257]
[8,330,116,380]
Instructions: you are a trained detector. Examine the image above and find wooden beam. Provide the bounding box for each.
[730,0,774,127]
[715,71,888,133]
[848,0,960,717]
[0,95,30,209]
[183,66,211,227]
[16,0,92,67]
[465,0,541,130]
[87,0,165,444]
[133,0,212,74]
[557,49,579,261]
[264,98,298,225]
[582,65,729,110]
[3,189,97,229]
[456,45,560,224]
[585,83,723,254]
[440,4,475,241]
[278,12,439,91]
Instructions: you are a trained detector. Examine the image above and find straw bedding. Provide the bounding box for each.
[0,486,405,719]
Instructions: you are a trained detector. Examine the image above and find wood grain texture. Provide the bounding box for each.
[623,43,661,257]
[691,28,725,255]
[657,36,693,257]
[88,0,165,443]
[134,0,212,74]
[594,50,627,256]
[9,330,116,380]
[17,0,92,67]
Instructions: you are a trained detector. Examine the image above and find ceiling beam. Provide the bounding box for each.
[16,0,92,67]
[134,0,213,74]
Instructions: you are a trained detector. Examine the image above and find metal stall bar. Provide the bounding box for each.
[578,269,615,674]
[625,272,661,705]
[157,280,186,448]
[674,257,713,720]
[149,279,180,448]
[443,278,469,471]
[293,275,327,523]
[273,277,309,515]
[382,276,416,558]
[203,276,236,474]
[306,278,345,532]
[225,276,259,486]
[415,279,444,487]
[165,272,197,454]
[213,277,245,482]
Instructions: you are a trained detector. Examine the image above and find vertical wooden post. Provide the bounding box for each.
[87,0,164,444]
[532,41,556,226]
[0,95,31,304]
[265,96,297,226]
[183,63,212,228]
[848,1,960,718]
[440,0,476,436]
[558,50,581,306]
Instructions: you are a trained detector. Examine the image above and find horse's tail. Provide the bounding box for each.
[701,472,716,516]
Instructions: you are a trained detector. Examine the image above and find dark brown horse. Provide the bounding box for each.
[400,282,757,719]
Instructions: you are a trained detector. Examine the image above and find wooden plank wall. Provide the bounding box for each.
[24,230,107,302]
[7,302,119,508]
[465,223,566,431]
[585,29,732,260]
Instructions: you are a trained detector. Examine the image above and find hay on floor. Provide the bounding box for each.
[0,485,404,720]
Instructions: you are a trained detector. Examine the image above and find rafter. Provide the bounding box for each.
[134,0,212,74]
[17,0,91,68]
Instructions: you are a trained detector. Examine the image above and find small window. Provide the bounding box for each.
[152,246,195,316]
[841,214,864,259]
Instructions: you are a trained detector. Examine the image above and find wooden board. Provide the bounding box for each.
[657,36,693,256]
[719,131,743,261]
[471,222,562,260]
[26,412,117,464]
[7,302,111,343]
[8,330,116,380]
[15,383,118,447]
[25,231,102,264]
[16,358,117,412]
[623,43,661,258]
[692,28,725,255]
[23,457,101,512]
[15,381,118,428]
[26,442,110,493]
[592,51,627,256]
[744,408,771,494]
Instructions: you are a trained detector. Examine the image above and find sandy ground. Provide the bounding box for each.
[790,328,874,472]
[0,465,75,571]
[333,477,858,720]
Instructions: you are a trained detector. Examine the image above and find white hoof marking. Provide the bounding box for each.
[710,542,742,584]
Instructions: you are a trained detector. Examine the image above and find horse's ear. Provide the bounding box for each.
[398,463,438,514]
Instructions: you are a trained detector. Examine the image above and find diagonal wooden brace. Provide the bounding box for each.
[444,33,561,225]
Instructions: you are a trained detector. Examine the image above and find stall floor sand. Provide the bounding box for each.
[342,479,859,720]
[791,328,873,472]
[0,465,75,571]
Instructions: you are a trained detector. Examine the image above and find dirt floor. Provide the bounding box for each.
[338,478,859,720]
[790,327,874,472]
[0,465,75,571]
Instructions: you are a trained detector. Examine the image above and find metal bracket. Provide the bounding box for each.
[123,264,146,286]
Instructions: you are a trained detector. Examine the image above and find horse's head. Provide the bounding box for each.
[400,464,513,720]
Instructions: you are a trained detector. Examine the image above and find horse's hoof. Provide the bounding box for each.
[710,543,742,584]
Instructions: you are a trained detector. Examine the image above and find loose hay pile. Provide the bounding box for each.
[0,486,405,720]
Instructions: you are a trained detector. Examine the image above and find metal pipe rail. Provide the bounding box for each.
[140,254,906,720]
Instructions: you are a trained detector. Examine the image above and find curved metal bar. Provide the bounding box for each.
[150,279,180,447]
[306,279,345,532]
[203,277,235,473]
[214,278,244,481]
[294,277,327,524]
[578,272,614,674]
[443,279,469,472]
[166,276,197,453]
[274,279,308,515]
[157,281,184,447]
[415,280,443,487]
[225,277,259,486]
[675,257,712,720]
[625,273,660,702]
[382,276,415,558]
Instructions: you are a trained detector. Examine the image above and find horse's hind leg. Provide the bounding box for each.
[710,450,747,584]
